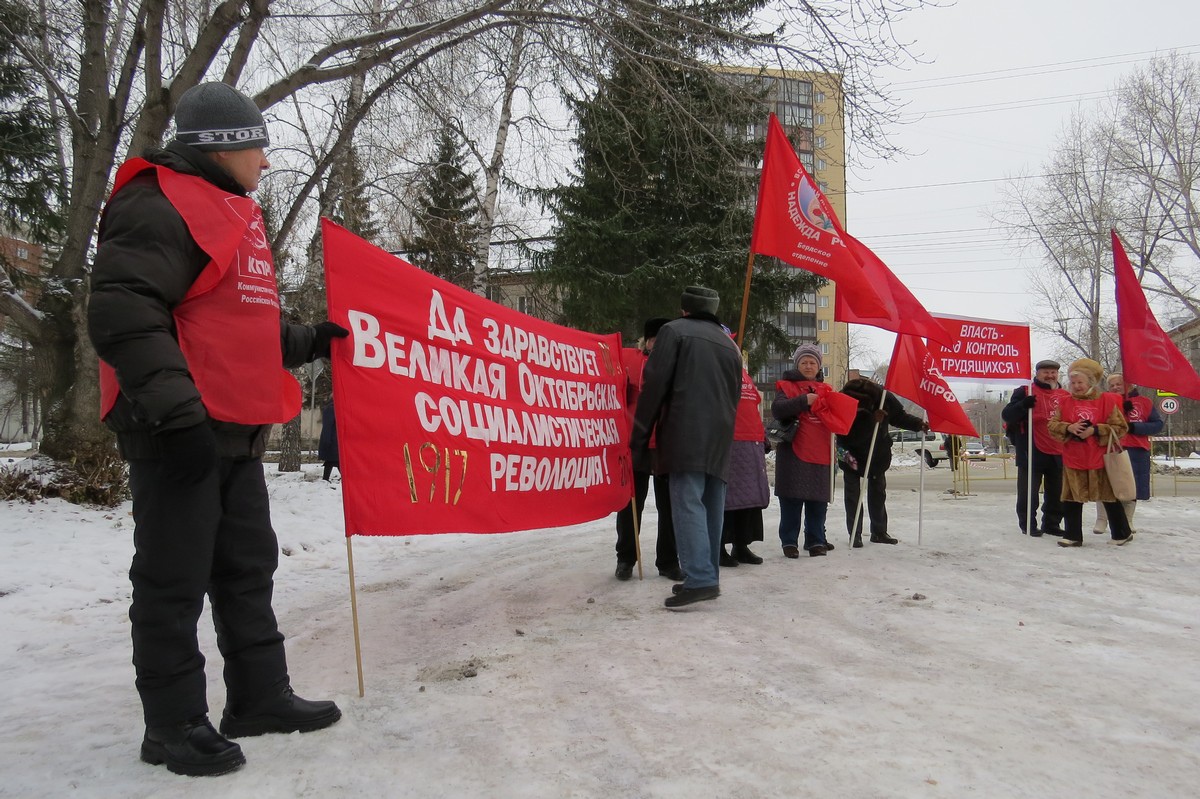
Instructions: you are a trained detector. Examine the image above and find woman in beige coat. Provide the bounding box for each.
[1047,358,1133,547]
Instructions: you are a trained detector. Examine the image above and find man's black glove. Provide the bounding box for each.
[313,321,350,359]
[1021,395,1036,410]
[1123,400,1135,414]
[155,422,218,485]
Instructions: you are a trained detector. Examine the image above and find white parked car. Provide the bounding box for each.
[890,429,950,467]
[962,440,988,460]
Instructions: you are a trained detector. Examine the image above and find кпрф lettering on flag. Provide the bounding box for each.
[1112,229,1200,401]
[750,113,887,318]
[885,333,978,437]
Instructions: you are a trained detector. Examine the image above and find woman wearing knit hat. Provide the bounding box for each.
[1047,359,1134,546]
[771,343,836,557]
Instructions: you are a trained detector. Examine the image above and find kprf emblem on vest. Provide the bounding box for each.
[225,196,275,284]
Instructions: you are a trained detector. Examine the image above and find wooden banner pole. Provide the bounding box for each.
[346,536,365,698]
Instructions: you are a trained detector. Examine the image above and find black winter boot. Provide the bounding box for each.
[220,687,341,738]
[141,716,245,777]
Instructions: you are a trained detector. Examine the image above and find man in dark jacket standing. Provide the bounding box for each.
[631,287,741,609]
[838,378,927,547]
[87,83,347,777]
[1001,359,1068,536]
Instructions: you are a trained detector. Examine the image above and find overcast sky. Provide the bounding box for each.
[839,0,1200,390]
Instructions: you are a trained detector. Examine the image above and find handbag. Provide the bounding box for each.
[766,418,799,449]
[1104,435,1136,502]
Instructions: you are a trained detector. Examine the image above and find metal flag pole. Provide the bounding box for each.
[918,411,927,546]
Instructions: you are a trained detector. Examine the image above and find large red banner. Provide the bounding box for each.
[322,221,632,536]
[926,314,1031,382]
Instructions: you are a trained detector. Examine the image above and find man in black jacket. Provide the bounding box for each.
[1000,360,1067,535]
[631,287,742,609]
[87,83,347,777]
[838,378,928,547]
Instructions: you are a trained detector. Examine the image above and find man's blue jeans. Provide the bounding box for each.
[669,471,726,589]
[778,497,829,551]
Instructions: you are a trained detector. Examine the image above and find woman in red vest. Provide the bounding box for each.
[87,83,346,777]
[1092,373,1163,534]
[1047,359,1133,546]
[720,359,769,566]
[772,343,836,557]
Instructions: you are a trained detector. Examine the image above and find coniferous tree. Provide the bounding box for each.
[405,126,482,289]
[536,13,819,366]
[0,0,62,244]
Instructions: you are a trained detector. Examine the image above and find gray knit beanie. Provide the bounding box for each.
[792,342,823,368]
[173,83,270,152]
[680,286,719,315]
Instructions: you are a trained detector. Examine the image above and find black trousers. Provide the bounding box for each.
[322,460,339,480]
[1063,500,1131,542]
[1015,451,1063,532]
[615,470,677,572]
[843,471,888,538]
[128,457,289,727]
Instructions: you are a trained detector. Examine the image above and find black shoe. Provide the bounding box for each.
[782,545,800,559]
[615,562,634,581]
[1040,527,1063,537]
[1028,529,1043,537]
[808,546,827,557]
[822,542,834,552]
[734,546,763,565]
[671,582,686,594]
[869,533,899,545]
[852,534,863,549]
[220,687,342,739]
[664,585,720,609]
[719,550,739,567]
[141,716,245,777]
[659,566,685,581]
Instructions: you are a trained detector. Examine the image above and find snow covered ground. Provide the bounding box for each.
[2,461,1199,798]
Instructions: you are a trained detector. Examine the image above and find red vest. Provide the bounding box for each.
[99,158,301,424]
[777,379,832,465]
[1058,392,1121,470]
[733,370,765,442]
[1120,394,1153,451]
[1031,382,1068,455]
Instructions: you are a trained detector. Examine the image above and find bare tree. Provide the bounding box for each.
[1,0,933,465]
[1000,52,1200,369]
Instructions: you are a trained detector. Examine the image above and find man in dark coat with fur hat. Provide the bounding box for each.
[632,287,741,609]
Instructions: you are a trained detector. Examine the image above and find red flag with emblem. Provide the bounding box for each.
[750,114,887,318]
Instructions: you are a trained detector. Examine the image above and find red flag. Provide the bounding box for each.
[885,334,978,437]
[1113,230,1200,400]
[751,114,887,318]
[834,234,955,347]
[322,220,631,536]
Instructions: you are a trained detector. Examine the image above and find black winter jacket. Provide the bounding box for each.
[631,313,742,478]
[836,378,924,477]
[88,141,318,459]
